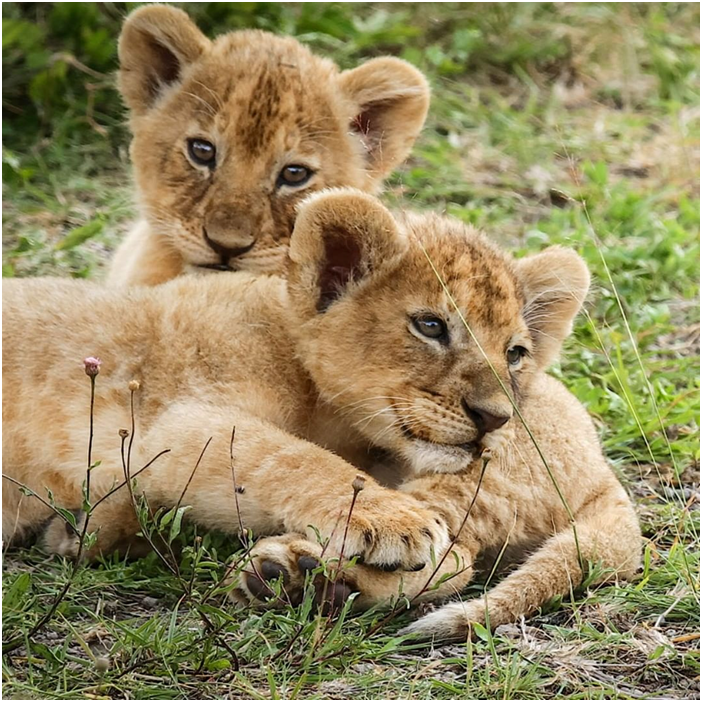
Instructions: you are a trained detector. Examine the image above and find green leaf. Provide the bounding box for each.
[206,658,231,671]
[169,505,192,543]
[3,572,31,608]
[649,644,667,661]
[55,217,104,250]
[159,506,175,528]
[84,531,98,550]
[471,621,490,641]
[55,507,78,530]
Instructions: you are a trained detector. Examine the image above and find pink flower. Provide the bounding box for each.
[83,357,102,377]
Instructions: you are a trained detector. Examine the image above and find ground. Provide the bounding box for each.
[1,2,700,699]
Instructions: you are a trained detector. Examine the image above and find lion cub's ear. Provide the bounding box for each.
[288,190,408,314]
[517,246,590,368]
[118,5,210,114]
[338,58,430,180]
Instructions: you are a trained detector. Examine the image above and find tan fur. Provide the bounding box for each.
[2,191,640,638]
[108,4,429,286]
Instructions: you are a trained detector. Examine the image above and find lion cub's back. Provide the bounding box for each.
[3,277,127,375]
[3,279,140,440]
[3,273,294,394]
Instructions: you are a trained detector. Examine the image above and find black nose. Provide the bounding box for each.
[203,228,256,261]
[461,399,511,434]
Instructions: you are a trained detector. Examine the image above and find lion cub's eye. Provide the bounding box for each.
[507,346,527,366]
[277,165,312,187]
[412,316,448,342]
[187,139,216,167]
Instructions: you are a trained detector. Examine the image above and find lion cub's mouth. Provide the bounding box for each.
[196,229,257,273]
[399,422,480,455]
[196,262,236,272]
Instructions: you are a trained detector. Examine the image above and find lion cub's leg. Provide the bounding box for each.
[41,401,449,570]
[230,534,475,611]
[42,501,146,560]
[107,220,184,287]
[402,485,641,640]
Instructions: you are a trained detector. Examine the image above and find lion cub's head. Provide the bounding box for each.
[118,5,429,274]
[287,191,590,475]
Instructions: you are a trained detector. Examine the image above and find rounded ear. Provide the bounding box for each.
[516,246,590,368]
[288,189,407,316]
[118,5,210,114]
[338,57,430,180]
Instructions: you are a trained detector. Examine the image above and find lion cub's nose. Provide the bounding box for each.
[462,400,511,434]
[204,212,256,257]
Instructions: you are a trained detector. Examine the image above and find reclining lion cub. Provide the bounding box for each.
[108,4,429,286]
[2,191,640,639]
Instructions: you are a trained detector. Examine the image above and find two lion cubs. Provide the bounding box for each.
[2,5,640,641]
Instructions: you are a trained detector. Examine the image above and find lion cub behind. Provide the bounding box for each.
[4,190,640,639]
[108,4,429,286]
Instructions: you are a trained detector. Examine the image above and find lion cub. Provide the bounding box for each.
[108,4,429,286]
[3,191,640,639]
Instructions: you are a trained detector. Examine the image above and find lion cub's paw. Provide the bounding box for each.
[321,493,450,573]
[228,534,356,612]
[41,510,85,559]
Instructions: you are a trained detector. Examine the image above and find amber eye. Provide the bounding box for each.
[412,315,448,342]
[277,165,312,187]
[507,346,527,366]
[187,138,216,167]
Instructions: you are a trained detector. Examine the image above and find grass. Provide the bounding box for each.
[2,2,700,699]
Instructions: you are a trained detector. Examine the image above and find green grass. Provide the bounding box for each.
[2,2,700,699]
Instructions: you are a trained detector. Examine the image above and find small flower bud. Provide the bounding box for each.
[128,379,141,392]
[83,357,101,377]
[352,475,366,493]
[119,429,129,439]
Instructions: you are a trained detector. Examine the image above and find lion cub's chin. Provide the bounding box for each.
[399,425,515,476]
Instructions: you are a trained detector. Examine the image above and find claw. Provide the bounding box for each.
[297,556,320,573]
[245,572,276,601]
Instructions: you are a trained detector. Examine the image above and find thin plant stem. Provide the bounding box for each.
[229,426,248,544]
[4,369,98,654]
[87,376,95,469]
[119,433,177,576]
[410,451,491,605]
[91,449,171,511]
[176,437,213,508]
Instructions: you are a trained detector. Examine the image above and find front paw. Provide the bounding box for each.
[320,492,450,573]
[228,534,356,611]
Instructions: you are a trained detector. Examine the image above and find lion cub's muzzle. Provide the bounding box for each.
[197,228,257,271]
[460,398,512,436]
